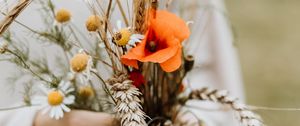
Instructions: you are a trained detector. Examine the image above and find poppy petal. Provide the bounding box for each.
[151,10,190,43]
[159,47,182,72]
[121,57,139,69]
[141,45,180,63]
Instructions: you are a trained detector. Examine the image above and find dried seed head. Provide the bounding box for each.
[70,53,90,72]
[55,8,71,23]
[184,55,194,73]
[85,15,102,32]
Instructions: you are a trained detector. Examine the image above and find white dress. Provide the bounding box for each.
[0,0,244,125]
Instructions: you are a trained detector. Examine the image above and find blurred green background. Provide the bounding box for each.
[226,0,300,126]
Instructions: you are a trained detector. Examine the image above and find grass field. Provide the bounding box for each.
[226,0,300,125]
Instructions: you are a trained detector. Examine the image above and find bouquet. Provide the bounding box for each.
[0,0,263,126]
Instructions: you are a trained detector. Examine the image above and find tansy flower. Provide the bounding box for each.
[70,50,95,84]
[55,8,71,23]
[113,20,144,47]
[85,15,102,32]
[121,10,190,72]
[32,81,75,120]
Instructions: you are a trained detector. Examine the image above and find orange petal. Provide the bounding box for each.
[159,46,182,72]
[151,10,190,42]
[141,45,179,63]
[120,32,148,63]
[126,33,148,57]
[121,57,139,69]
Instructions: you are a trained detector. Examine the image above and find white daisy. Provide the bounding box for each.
[70,50,96,85]
[113,20,144,47]
[33,81,75,120]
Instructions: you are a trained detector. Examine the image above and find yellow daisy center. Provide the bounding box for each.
[55,8,71,23]
[47,91,64,106]
[115,29,131,46]
[70,53,89,72]
[86,15,102,32]
[79,86,94,99]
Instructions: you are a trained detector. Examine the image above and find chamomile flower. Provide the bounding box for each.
[113,20,144,47]
[70,50,95,84]
[33,81,75,120]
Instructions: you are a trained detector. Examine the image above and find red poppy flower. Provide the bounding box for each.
[121,10,190,72]
[129,70,145,88]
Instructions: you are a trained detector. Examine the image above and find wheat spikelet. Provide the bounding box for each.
[0,0,31,35]
[133,0,147,34]
[183,87,264,126]
[107,74,147,126]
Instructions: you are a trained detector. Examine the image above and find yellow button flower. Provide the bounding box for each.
[55,8,71,23]
[48,91,64,106]
[70,53,90,72]
[85,15,102,32]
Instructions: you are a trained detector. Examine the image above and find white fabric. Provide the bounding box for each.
[0,106,38,126]
[174,0,244,125]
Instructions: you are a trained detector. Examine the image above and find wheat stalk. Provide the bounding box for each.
[107,74,147,126]
[0,0,31,35]
[133,0,148,34]
[180,87,264,126]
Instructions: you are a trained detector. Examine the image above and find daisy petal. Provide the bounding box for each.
[131,34,144,39]
[65,88,75,94]
[63,95,75,104]
[54,107,60,120]
[56,107,64,119]
[61,104,71,112]
[49,107,56,119]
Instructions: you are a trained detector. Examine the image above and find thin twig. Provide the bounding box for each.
[91,71,117,104]
[0,104,38,111]
[0,0,32,35]
[7,49,54,85]
[116,0,129,27]
[105,0,113,33]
